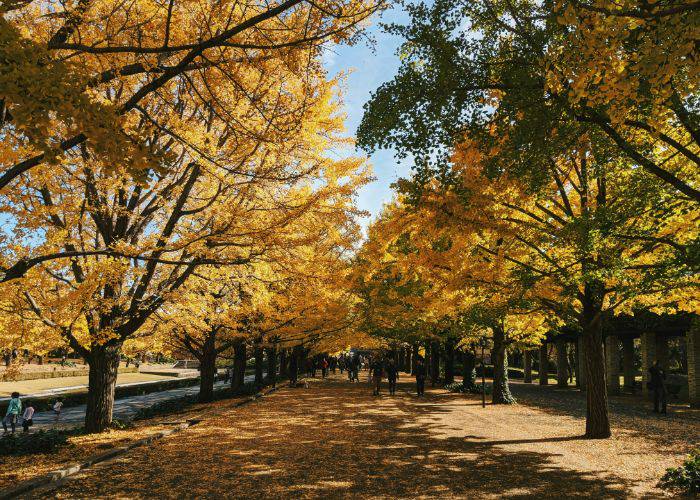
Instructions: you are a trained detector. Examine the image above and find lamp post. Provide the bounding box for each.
[479,336,489,408]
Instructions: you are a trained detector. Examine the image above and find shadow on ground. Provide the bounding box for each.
[46,376,655,499]
[507,380,700,452]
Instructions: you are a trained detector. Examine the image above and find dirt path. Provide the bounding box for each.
[44,373,695,499]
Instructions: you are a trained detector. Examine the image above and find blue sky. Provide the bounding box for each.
[323,6,413,230]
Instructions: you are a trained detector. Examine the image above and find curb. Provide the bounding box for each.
[0,385,281,499]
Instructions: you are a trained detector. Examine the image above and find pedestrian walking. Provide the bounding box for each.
[386,358,399,395]
[415,358,426,396]
[321,358,329,378]
[3,391,22,434]
[648,360,667,414]
[22,401,35,433]
[53,398,64,423]
[370,357,383,396]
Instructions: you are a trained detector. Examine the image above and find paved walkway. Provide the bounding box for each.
[43,374,696,498]
[30,376,255,429]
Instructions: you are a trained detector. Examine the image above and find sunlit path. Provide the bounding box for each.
[42,373,690,499]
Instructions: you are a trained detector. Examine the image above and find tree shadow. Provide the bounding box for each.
[48,377,651,499]
[505,380,700,451]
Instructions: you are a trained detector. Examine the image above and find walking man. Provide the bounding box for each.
[415,358,427,396]
[370,357,383,396]
[386,358,399,395]
[648,360,667,414]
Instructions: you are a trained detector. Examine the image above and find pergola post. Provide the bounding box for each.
[641,331,656,397]
[622,338,636,392]
[556,338,568,388]
[688,321,700,408]
[523,350,532,384]
[605,335,620,395]
[538,343,548,385]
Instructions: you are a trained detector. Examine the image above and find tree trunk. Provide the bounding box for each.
[582,286,611,438]
[279,349,288,378]
[462,349,476,388]
[524,350,532,383]
[430,341,440,386]
[85,344,121,433]
[556,338,568,388]
[266,346,277,387]
[539,343,549,385]
[198,335,217,403]
[254,344,263,387]
[443,339,455,384]
[231,342,246,390]
[289,346,300,385]
[397,348,404,372]
[492,327,515,404]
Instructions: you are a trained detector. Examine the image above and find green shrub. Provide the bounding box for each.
[0,429,79,456]
[658,449,699,496]
[445,381,491,395]
[110,418,134,430]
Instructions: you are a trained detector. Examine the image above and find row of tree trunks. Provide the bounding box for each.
[411,344,419,374]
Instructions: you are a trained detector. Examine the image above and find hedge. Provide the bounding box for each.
[0,374,217,414]
[3,366,138,382]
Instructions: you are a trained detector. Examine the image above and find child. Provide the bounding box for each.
[22,401,35,433]
[53,398,63,423]
[2,391,22,434]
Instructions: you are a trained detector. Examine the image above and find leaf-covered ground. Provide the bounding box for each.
[0,395,249,488]
[38,372,697,498]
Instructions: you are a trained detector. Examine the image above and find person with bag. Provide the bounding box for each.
[22,401,35,433]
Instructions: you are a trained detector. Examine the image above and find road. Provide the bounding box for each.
[29,375,257,429]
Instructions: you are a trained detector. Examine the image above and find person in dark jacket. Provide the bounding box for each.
[415,358,427,396]
[386,358,399,395]
[370,358,383,396]
[648,360,667,414]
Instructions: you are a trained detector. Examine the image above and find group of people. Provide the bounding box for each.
[336,352,429,397]
[2,392,63,436]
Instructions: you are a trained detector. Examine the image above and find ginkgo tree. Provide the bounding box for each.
[0,0,383,282]
[358,0,699,203]
[2,53,370,431]
[353,200,549,404]
[389,137,697,436]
